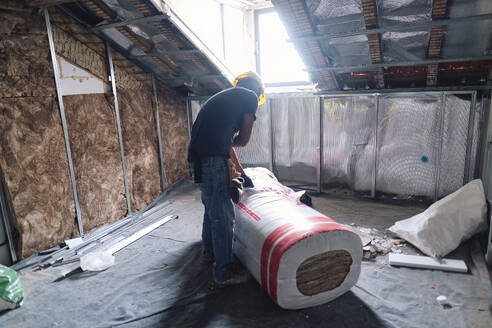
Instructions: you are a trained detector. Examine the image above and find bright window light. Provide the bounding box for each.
[257,11,310,85]
[223,5,248,75]
[167,0,224,59]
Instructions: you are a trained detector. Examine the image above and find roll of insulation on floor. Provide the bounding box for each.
[234,168,362,310]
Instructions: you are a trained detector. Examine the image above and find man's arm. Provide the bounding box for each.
[230,147,254,187]
[232,114,255,147]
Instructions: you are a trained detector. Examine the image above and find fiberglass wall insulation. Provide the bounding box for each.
[0,6,190,258]
[157,82,191,185]
[63,94,128,231]
[0,9,77,258]
[118,89,161,212]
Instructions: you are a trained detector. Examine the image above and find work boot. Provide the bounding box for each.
[215,271,250,286]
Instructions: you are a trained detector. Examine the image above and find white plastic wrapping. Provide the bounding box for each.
[80,251,115,272]
[234,168,362,310]
[389,179,487,258]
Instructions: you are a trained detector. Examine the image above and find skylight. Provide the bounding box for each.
[256,10,310,86]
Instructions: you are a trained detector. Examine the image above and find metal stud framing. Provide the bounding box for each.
[44,8,84,236]
[434,93,446,201]
[371,95,380,198]
[105,41,132,214]
[186,97,193,139]
[317,97,324,193]
[88,14,169,32]
[0,168,17,263]
[464,91,478,184]
[269,99,275,173]
[152,75,167,191]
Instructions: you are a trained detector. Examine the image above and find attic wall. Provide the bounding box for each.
[0,6,190,259]
[0,8,76,259]
[63,94,128,230]
[157,82,191,185]
[118,88,162,211]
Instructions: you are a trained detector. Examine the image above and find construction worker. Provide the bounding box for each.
[188,71,265,285]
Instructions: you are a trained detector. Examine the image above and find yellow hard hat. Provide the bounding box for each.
[233,71,266,106]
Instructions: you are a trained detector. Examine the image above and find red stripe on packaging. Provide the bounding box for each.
[260,224,294,289]
[237,202,261,222]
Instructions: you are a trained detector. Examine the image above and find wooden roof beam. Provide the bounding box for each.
[361,0,385,88]
[426,0,448,86]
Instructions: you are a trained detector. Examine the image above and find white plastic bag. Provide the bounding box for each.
[389,179,487,257]
[80,251,115,272]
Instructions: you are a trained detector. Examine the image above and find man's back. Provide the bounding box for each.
[189,87,258,159]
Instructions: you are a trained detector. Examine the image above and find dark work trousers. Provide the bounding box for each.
[199,157,235,282]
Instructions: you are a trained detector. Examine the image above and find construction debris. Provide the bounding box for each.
[350,225,407,260]
[389,253,468,273]
[436,295,452,309]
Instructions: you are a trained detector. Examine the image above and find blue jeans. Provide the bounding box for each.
[199,157,235,282]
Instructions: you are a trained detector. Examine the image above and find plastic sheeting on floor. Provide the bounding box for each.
[2,180,490,328]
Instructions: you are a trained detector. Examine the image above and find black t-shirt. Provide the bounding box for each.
[189,87,258,159]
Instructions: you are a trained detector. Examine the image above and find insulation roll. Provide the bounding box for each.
[234,168,362,310]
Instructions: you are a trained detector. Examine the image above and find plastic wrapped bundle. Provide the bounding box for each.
[234,168,362,310]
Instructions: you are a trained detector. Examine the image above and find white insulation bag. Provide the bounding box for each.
[389,179,487,258]
[234,168,362,310]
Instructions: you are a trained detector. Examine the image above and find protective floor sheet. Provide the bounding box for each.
[1,180,490,328]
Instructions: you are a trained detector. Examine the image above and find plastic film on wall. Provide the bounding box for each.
[190,99,205,123]
[188,92,478,199]
[322,96,376,191]
[377,94,441,198]
[272,96,319,184]
[236,98,271,168]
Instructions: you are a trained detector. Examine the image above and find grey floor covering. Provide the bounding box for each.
[1,180,490,328]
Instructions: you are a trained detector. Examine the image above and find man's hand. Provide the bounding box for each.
[241,171,254,188]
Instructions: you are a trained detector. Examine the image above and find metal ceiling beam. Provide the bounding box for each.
[314,85,491,95]
[88,14,169,32]
[131,49,201,57]
[57,5,177,88]
[160,74,224,82]
[289,13,492,43]
[316,13,363,27]
[30,0,75,7]
[305,56,492,73]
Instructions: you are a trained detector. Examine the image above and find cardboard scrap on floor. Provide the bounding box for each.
[389,253,468,273]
